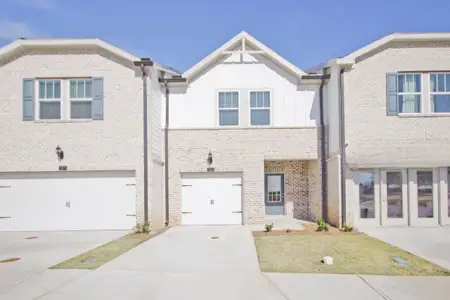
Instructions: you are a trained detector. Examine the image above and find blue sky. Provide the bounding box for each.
[1,0,450,72]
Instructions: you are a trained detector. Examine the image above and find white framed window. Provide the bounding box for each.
[38,80,61,120]
[250,91,270,125]
[218,91,239,126]
[386,73,421,115]
[70,79,93,119]
[430,73,450,113]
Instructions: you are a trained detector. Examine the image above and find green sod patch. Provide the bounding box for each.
[50,233,152,270]
[254,232,450,276]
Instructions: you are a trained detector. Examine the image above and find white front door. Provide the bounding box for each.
[181,175,242,225]
[409,168,439,226]
[355,170,381,227]
[0,172,136,231]
[381,170,408,226]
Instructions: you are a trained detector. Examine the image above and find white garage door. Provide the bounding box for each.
[181,175,242,225]
[0,171,136,231]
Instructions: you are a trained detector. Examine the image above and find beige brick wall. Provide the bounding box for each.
[167,127,318,224]
[264,160,310,219]
[0,48,156,225]
[308,160,322,221]
[326,155,341,227]
[344,42,450,168]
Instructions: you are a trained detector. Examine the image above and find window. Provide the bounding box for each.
[250,91,270,125]
[38,80,61,119]
[70,79,93,119]
[218,92,239,126]
[387,73,421,115]
[358,171,375,219]
[430,73,450,113]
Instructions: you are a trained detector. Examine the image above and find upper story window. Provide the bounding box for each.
[38,80,62,120]
[22,77,103,122]
[430,73,450,113]
[386,73,421,115]
[70,79,93,119]
[218,91,239,126]
[250,91,271,125]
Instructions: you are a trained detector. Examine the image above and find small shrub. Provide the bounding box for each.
[264,223,274,232]
[134,222,151,234]
[286,228,292,233]
[340,225,354,232]
[316,218,329,232]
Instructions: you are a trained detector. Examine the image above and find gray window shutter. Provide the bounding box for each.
[386,73,398,116]
[92,77,104,120]
[23,78,35,121]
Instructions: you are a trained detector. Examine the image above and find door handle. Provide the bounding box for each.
[65,201,71,208]
[210,199,215,205]
[0,216,11,219]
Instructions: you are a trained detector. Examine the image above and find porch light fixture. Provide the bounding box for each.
[55,145,64,161]
[207,151,213,166]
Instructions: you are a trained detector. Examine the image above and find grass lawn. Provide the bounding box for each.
[51,233,152,270]
[253,225,450,276]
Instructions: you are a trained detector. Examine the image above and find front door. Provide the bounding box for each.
[265,174,284,215]
[381,170,408,226]
[409,169,439,226]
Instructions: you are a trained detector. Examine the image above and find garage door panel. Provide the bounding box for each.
[181,175,242,225]
[0,173,136,231]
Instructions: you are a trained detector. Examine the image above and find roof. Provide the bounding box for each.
[183,31,306,80]
[0,38,180,75]
[321,32,450,68]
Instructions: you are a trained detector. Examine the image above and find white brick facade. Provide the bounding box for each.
[0,47,164,227]
[340,41,450,227]
[167,128,318,224]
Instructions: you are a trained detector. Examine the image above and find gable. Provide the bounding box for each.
[0,38,179,75]
[184,31,306,83]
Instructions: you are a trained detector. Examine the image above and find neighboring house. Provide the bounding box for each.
[321,33,450,228]
[0,38,175,231]
[164,31,325,225]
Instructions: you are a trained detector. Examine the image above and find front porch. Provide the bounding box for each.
[263,159,322,223]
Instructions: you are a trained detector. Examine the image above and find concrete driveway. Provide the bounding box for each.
[2,226,450,299]
[362,227,450,270]
[0,231,128,297]
[32,226,286,300]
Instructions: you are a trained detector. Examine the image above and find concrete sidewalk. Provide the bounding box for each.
[361,227,450,270]
[265,273,450,300]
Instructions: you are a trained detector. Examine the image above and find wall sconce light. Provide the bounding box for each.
[56,145,64,161]
[207,151,215,172]
[207,151,213,166]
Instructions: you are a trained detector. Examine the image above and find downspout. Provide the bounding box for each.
[164,82,170,227]
[338,68,347,226]
[141,66,149,224]
[318,73,328,222]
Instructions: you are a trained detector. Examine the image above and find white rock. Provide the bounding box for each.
[323,256,333,265]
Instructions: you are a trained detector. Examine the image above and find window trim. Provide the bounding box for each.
[36,79,62,120]
[217,90,240,127]
[248,90,272,127]
[69,79,94,120]
[429,72,450,114]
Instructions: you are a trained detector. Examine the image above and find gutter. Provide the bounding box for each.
[338,68,347,226]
